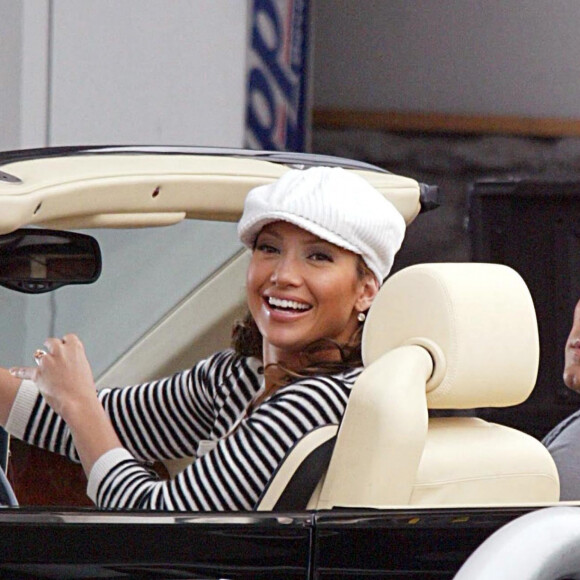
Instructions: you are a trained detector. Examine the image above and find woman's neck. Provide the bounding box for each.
[261,344,298,390]
[261,341,345,390]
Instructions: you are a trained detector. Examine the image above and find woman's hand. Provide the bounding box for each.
[10,333,124,477]
[10,333,97,421]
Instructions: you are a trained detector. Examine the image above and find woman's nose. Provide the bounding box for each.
[270,254,301,286]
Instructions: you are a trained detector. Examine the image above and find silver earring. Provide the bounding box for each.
[357,312,366,322]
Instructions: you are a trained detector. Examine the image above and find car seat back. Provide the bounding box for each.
[315,263,559,508]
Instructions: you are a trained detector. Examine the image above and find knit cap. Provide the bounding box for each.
[237,166,406,284]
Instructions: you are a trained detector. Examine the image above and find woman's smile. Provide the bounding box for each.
[265,295,312,313]
[260,288,317,325]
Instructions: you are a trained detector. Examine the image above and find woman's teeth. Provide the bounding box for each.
[268,297,310,311]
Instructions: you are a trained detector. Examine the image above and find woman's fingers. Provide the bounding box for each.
[8,333,85,384]
[8,334,94,420]
[42,334,84,355]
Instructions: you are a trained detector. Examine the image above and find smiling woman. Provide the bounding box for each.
[0,166,406,512]
[236,166,403,399]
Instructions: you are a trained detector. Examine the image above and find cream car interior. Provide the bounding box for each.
[259,263,559,510]
[0,149,559,509]
[0,151,422,234]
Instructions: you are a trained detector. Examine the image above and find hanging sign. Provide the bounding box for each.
[245,0,311,152]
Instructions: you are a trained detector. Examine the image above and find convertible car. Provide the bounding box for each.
[0,146,571,579]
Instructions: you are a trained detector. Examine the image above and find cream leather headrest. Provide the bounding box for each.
[362,263,539,409]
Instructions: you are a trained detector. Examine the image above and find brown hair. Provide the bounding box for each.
[231,256,374,407]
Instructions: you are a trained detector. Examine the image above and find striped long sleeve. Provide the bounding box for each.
[6,350,360,511]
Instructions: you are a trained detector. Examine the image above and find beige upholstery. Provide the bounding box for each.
[411,417,559,505]
[316,263,559,509]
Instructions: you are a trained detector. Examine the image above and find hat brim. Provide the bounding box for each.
[239,212,385,283]
[240,212,360,255]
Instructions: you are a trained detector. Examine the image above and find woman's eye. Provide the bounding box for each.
[256,243,278,254]
[309,251,333,262]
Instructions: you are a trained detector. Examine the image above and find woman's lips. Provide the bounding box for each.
[263,296,312,318]
[266,296,311,311]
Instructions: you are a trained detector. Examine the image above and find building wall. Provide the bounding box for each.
[313,1,580,118]
[48,0,248,147]
[0,0,22,151]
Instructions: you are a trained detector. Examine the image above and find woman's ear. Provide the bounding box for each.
[355,275,380,313]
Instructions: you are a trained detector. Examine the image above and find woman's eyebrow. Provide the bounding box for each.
[256,229,282,241]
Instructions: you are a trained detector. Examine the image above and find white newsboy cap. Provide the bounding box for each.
[237,166,406,284]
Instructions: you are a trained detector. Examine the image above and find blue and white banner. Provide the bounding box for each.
[245,0,311,152]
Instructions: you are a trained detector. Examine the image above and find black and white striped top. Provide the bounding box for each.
[7,349,361,511]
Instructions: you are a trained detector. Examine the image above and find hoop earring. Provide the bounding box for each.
[357,312,366,323]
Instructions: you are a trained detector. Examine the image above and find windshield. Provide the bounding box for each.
[0,220,242,382]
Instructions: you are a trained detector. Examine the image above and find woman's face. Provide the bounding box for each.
[246,221,378,367]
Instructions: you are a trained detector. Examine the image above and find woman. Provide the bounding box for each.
[1,166,405,511]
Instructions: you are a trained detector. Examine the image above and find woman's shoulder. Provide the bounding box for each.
[338,365,364,383]
[303,365,363,385]
[253,366,363,426]
[276,365,363,397]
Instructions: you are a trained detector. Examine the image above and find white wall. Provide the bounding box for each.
[0,1,22,151]
[13,0,248,148]
[48,0,248,146]
[313,0,580,118]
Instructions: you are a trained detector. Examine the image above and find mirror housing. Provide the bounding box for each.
[0,229,102,294]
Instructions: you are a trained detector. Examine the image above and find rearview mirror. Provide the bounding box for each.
[0,229,102,294]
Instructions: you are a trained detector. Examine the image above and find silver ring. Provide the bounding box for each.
[33,349,47,365]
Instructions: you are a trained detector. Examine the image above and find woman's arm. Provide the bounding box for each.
[7,342,231,466]
[10,334,123,477]
[8,335,353,511]
[90,372,355,510]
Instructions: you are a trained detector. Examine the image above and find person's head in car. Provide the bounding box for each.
[564,298,580,392]
[234,166,405,393]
